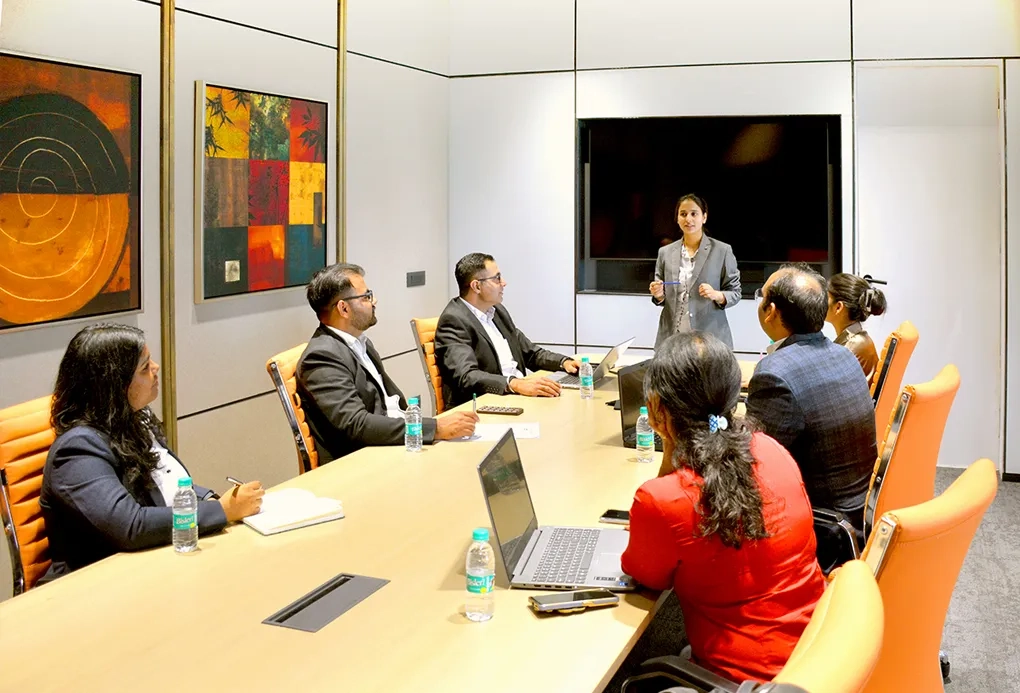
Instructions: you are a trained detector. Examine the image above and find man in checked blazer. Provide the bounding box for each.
[746,264,877,549]
[297,263,477,463]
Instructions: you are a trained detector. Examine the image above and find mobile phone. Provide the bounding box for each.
[477,405,524,416]
[528,589,620,613]
[599,509,630,525]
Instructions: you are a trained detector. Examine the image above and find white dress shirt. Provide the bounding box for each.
[150,438,189,506]
[460,298,524,380]
[327,326,404,418]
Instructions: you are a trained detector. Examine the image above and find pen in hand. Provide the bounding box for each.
[473,393,477,414]
[226,476,245,496]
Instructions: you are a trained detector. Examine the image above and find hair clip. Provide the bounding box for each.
[708,414,729,433]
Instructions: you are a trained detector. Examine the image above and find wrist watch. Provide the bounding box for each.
[506,376,517,394]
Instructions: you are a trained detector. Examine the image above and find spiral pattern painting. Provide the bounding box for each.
[0,54,140,330]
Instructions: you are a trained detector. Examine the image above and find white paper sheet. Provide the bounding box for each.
[450,422,540,442]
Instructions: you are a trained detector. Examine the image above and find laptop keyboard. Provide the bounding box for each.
[532,528,601,585]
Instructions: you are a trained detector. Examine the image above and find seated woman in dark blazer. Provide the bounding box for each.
[825,273,888,384]
[39,324,264,582]
[621,332,824,683]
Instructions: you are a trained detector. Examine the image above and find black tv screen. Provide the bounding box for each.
[577,115,842,297]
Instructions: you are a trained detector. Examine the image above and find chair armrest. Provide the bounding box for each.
[621,655,741,693]
[812,507,861,559]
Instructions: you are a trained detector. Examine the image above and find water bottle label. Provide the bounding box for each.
[406,422,422,437]
[173,510,196,531]
[637,432,654,448]
[467,573,495,594]
[580,375,593,388]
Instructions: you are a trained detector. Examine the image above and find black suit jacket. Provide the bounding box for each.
[38,426,227,581]
[745,332,878,522]
[297,324,438,462]
[434,298,568,408]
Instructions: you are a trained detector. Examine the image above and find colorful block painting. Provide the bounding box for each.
[197,82,326,301]
[0,53,141,330]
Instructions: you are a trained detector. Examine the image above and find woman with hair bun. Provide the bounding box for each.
[620,331,823,682]
[825,273,888,382]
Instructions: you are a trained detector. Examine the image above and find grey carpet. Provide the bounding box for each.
[602,467,1020,692]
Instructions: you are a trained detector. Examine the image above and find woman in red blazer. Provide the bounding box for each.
[621,332,824,683]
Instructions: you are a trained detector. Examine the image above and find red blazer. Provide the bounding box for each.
[621,432,824,682]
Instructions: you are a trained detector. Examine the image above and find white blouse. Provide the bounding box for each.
[150,437,189,506]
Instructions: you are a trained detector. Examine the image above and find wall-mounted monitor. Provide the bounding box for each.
[577,115,842,297]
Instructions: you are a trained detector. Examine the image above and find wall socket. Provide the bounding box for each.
[406,271,426,288]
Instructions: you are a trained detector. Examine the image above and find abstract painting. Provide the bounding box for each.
[195,82,327,301]
[0,53,141,331]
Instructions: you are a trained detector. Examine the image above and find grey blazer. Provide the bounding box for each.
[653,236,741,349]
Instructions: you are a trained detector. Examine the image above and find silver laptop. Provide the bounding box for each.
[477,429,635,591]
[551,337,635,389]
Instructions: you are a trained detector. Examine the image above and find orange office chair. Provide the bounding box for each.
[410,317,444,415]
[266,344,319,475]
[871,321,918,437]
[859,458,997,692]
[0,395,56,594]
[625,560,884,693]
[814,364,961,559]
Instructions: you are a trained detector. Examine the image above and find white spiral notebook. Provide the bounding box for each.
[242,488,344,536]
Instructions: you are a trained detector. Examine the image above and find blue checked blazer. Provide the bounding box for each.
[745,332,877,519]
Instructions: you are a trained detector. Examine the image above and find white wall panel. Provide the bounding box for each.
[449,73,576,345]
[853,0,1020,60]
[173,12,338,416]
[856,62,1003,469]
[347,0,448,75]
[449,0,573,75]
[1007,59,1020,475]
[177,393,299,492]
[576,0,851,70]
[577,63,854,352]
[0,0,163,409]
[346,55,450,358]
[176,0,337,48]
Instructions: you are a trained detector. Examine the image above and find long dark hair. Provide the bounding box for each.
[644,332,768,548]
[51,324,162,501]
[828,272,887,323]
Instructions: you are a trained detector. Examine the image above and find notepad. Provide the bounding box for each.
[242,488,344,536]
[450,422,540,442]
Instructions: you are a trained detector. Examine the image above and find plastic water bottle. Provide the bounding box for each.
[405,396,422,452]
[172,477,198,553]
[579,356,594,400]
[466,527,496,622]
[636,406,655,464]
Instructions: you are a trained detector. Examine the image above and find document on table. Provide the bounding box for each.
[451,422,540,442]
[242,488,344,535]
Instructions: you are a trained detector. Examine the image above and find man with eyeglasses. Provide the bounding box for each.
[297,263,478,462]
[435,253,580,408]
[746,264,876,572]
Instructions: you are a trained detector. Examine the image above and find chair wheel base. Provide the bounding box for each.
[940,650,951,682]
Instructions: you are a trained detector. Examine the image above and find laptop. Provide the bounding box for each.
[551,337,635,389]
[617,360,664,453]
[477,429,635,591]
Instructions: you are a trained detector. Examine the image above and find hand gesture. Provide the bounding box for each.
[649,281,665,300]
[698,283,724,304]
[436,411,480,440]
[218,481,265,522]
[510,376,562,398]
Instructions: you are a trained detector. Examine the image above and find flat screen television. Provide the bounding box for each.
[577,115,842,297]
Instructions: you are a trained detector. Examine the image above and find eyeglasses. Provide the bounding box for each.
[335,289,374,307]
[474,273,503,285]
[754,288,764,304]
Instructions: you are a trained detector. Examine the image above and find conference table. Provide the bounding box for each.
[0,356,760,693]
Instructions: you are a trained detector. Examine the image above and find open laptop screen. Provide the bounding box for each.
[618,360,650,433]
[478,430,538,575]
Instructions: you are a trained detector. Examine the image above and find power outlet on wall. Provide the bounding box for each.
[407,271,426,288]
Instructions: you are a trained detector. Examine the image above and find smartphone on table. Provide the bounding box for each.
[528,589,620,613]
[599,509,630,525]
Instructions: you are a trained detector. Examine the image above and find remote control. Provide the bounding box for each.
[476,405,524,416]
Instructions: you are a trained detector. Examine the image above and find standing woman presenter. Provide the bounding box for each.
[650,194,741,350]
